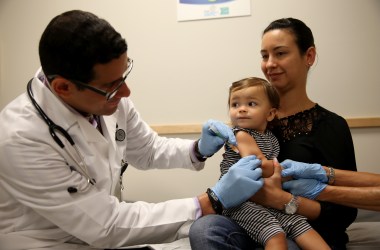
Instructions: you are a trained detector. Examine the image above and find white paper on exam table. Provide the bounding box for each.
[117,237,192,250]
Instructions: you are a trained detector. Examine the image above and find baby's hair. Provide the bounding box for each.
[228,77,280,109]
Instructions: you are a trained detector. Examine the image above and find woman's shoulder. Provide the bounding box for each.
[315,104,348,125]
[312,105,353,138]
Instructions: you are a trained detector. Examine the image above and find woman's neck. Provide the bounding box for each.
[277,90,315,118]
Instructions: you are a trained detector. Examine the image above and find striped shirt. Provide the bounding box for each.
[220,127,280,176]
[220,127,311,245]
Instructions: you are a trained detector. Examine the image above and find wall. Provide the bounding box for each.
[0,0,379,202]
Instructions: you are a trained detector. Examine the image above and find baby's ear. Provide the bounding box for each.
[267,108,277,122]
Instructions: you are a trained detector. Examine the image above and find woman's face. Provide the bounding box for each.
[260,29,309,93]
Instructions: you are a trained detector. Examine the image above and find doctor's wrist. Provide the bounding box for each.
[197,193,217,216]
[193,140,209,162]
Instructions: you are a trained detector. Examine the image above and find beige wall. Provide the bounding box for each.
[1,0,379,202]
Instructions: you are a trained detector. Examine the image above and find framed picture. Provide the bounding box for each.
[177,0,251,22]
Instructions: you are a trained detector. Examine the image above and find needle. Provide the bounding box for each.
[208,125,239,153]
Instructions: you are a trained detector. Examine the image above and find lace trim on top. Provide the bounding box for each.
[270,104,322,142]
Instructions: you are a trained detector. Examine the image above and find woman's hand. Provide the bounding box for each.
[283,178,327,200]
[281,159,327,182]
[250,159,292,210]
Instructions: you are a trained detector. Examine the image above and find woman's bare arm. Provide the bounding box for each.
[323,166,380,187]
[317,167,380,210]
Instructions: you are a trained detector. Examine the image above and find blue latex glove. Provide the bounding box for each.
[198,119,236,157]
[282,179,327,200]
[211,155,263,209]
[281,159,328,183]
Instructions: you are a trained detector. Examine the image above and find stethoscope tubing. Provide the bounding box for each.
[27,78,96,186]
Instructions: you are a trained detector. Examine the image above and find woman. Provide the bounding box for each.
[255,18,357,249]
[190,17,356,250]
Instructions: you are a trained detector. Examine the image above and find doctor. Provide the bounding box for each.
[0,10,264,250]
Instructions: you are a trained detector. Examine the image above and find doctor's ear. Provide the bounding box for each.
[51,78,74,98]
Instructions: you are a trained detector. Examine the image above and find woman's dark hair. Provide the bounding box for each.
[263,17,315,55]
[39,10,128,83]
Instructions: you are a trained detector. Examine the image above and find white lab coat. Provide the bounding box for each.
[0,76,204,250]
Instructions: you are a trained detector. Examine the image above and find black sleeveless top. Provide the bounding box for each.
[269,104,357,249]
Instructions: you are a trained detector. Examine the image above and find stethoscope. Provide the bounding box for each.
[27,78,96,193]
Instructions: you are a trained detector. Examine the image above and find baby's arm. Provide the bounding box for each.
[235,131,274,177]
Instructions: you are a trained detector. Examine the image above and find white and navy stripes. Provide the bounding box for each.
[220,127,279,176]
[220,127,311,245]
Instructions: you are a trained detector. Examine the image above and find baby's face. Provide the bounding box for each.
[229,86,274,133]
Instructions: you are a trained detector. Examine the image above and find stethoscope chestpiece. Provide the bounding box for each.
[115,129,126,141]
[115,123,125,141]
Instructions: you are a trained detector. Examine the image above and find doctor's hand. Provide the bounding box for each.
[198,119,236,157]
[211,155,263,209]
[281,159,328,183]
[282,178,327,200]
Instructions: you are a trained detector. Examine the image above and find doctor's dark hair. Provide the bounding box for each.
[39,10,127,84]
[228,77,280,109]
[263,17,315,55]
